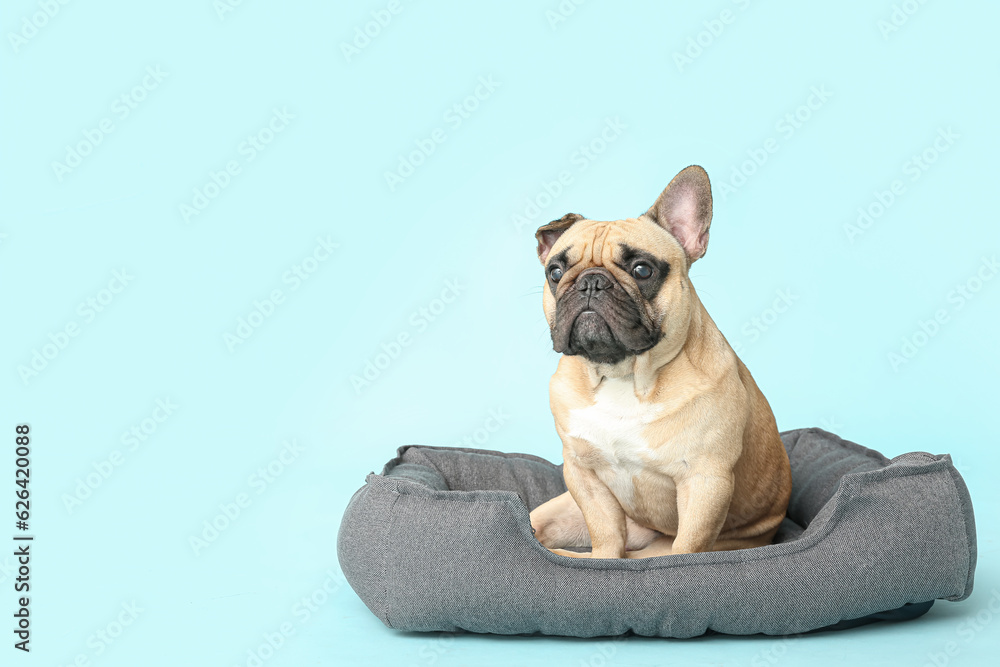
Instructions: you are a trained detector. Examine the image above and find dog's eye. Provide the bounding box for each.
[548,266,564,282]
[632,263,653,279]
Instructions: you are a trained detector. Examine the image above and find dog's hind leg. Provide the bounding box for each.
[530,491,591,549]
[530,491,662,553]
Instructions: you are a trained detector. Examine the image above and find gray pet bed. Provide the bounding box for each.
[337,428,976,637]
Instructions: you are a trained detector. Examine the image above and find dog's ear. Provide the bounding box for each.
[535,213,584,264]
[646,165,713,263]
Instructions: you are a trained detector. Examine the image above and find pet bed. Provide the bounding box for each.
[337,428,976,637]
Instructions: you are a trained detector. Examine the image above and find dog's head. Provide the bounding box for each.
[535,165,713,366]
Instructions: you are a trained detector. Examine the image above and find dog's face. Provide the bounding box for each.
[535,166,713,365]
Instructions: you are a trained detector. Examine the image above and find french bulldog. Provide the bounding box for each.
[528,165,791,558]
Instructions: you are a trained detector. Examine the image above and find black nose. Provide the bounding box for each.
[576,269,613,295]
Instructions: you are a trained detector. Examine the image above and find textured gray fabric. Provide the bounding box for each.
[337,428,977,637]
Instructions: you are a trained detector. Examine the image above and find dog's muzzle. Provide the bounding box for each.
[550,267,661,364]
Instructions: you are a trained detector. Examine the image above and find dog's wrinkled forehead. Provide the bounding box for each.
[545,218,683,271]
[535,165,715,269]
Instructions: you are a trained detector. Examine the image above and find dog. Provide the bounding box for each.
[528,165,791,559]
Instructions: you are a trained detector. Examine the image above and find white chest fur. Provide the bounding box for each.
[565,377,664,505]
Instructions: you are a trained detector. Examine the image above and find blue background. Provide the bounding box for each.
[1,1,997,665]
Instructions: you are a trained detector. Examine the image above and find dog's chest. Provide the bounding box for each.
[565,378,664,480]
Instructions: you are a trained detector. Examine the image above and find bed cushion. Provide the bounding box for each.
[337,428,976,637]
